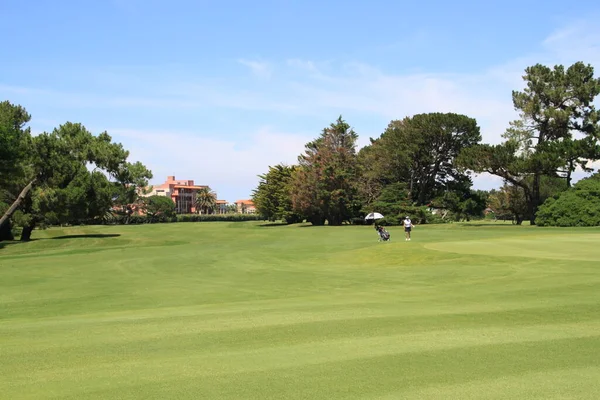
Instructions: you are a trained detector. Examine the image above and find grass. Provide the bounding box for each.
[1,221,600,399]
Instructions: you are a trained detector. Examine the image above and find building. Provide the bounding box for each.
[234,199,256,214]
[216,199,229,214]
[143,176,227,214]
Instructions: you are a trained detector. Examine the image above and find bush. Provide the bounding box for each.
[176,214,265,223]
[374,206,448,226]
[350,217,367,225]
[536,173,600,226]
[82,212,266,225]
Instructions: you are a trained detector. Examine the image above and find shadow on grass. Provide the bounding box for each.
[0,234,121,249]
[0,238,41,250]
[51,234,121,239]
[258,222,290,227]
[298,224,365,228]
[457,223,518,227]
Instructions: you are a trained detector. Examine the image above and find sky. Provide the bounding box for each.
[1,0,600,202]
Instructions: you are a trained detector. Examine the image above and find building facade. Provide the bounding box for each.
[143,176,227,214]
[234,199,256,214]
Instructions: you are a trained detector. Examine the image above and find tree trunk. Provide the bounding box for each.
[308,215,326,225]
[20,223,35,241]
[566,159,574,187]
[0,179,36,230]
[530,173,540,225]
[0,220,14,241]
[328,215,343,226]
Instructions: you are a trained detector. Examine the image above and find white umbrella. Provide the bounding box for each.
[364,212,384,221]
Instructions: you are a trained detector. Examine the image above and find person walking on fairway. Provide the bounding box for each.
[403,216,413,241]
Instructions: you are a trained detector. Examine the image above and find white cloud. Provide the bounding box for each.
[237,58,272,79]
[111,127,313,202]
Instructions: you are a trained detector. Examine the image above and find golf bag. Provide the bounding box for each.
[376,226,390,241]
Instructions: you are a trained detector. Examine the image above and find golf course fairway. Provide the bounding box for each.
[1,221,599,399]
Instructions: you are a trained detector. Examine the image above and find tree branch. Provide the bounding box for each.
[0,178,36,229]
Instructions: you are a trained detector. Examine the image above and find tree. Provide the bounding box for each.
[355,138,401,210]
[362,113,482,206]
[431,189,487,222]
[144,195,176,221]
[290,116,360,225]
[487,186,523,222]
[366,182,420,225]
[458,62,600,224]
[0,101,31,186]
[536,172,600,226]
[194,186,217,214]
[0,101,33,241]
[252,164,303,223]
[0,121,152,240]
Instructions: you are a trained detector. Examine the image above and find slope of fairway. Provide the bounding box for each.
[1,222,600,399]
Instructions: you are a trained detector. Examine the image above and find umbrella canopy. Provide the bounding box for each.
[364,212,384,220]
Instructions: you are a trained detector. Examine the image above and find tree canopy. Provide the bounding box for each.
[458,61,600,224]
[252,164,303,223]
[536,172,600,226]
[194,186,217,214]
[0,103,152,241]
[290,116,360,225]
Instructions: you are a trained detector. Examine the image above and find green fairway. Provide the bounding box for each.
[1,222,600,399]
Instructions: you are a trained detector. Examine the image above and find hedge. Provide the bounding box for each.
[535,174,600,227]
[90,212,266,225]
[175,214,265,222]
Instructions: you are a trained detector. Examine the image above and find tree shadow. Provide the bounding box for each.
[0,238,40,250]
[51,234,121,239]
[457,222,517,227]
[258,222,290,227]
[298,223,361,228]
[0,234,121,250]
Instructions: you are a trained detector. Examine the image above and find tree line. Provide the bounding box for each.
[0,103,153,241]
[2,61,599,240]
[0,99,258,242]
[252,61,600,226]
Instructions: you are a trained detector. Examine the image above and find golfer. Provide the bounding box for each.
[403,216,413,241]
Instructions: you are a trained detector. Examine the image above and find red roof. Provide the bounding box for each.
[173,185,208,190]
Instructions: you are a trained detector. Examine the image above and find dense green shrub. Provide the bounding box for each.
[80,212,266,225]
[375,206,447,226]
[144,195,176,220]
[536,174,600,226]
[176,214,265,223]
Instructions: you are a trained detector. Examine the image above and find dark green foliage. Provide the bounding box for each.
[536,173,600,226]
[194,187,217,214]
[176,214,265,222]
[0,101,31,186]
[366,183,411,220]
[364,183,440,225]
[94,213,264,225]
[458,61,600,224]
[0,111,152,240]
[376,207,435,226]
[363,113,482,206]
[144,195,176,221]
[430,189,487,222]
[252,164,303,223]
[24,123,151,230]
[290,116,361,225]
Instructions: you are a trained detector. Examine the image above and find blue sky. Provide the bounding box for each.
[2,1,600,202]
